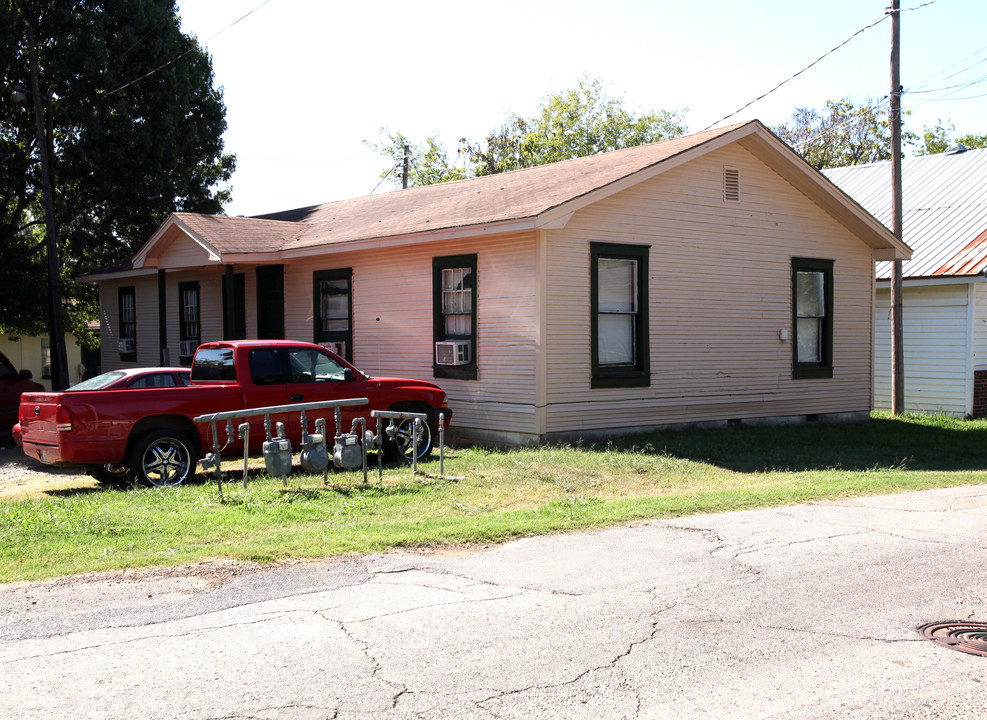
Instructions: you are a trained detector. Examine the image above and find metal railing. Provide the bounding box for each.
[192,399,446,498]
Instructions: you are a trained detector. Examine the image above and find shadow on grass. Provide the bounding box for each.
[43,486,105,498]
[595,415,987,474]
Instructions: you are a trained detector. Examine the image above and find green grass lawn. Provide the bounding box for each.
[2,411,985,583]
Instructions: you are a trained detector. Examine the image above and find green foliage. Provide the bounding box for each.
[369,74,688,188]
[0,0,236,338]
[772,97,918,170]
[917,119,987,155]
[522,74,688,166]
[365,130,469,188]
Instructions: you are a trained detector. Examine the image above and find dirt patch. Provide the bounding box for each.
[0,440,98,499]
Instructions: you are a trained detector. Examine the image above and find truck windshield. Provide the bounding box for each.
[190,348,236,381]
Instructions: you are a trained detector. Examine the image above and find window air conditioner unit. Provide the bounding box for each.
[435,340,471,366]
[179,340,198,357]
[118,337,135,354]
[320,341,346,357]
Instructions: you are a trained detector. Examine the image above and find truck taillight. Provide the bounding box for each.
[56,406,72,432]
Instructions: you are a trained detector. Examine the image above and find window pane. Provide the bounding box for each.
[797,317,821,363]
[320,279,349,331]
[442,268,472,314]
[598,314,635,365]
[441,266,473,338]
[796,272,824,318]
[445,313,471,336]
[599,259,636,313]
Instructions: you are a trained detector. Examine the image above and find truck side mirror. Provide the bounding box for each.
[343,368,354,382]
[19,369,33,381]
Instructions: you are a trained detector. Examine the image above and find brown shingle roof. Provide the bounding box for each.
[216,123,750,254]
[172,213,302,253]
[123,119,906,268]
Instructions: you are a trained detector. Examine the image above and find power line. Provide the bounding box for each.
[701,13,890,131]
[105,0,275,96]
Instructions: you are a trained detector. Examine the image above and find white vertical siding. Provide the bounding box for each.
[543,144,877,434]
[974,283,987,372]
[874,283,972,416]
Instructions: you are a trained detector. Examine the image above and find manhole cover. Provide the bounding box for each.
[918,622,987,657]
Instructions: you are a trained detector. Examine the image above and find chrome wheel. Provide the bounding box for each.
[128,432,195,487]
[388,415,434,462]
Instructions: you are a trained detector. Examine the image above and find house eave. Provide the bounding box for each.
[132,214,223,269]
[75,267,161,283]
[736,131,912,261]
[876,274,987,288]
[269,217,542,261]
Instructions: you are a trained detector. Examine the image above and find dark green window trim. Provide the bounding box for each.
[178,280,200,366]
[432,254,477,381]
[118,286,136,362]
[313,268,353,362]
[792,257,834,380]
[591,242,650,389]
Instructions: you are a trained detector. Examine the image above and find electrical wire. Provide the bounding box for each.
[783,95,892,154]
[369,164,399,196]
[701,13,890,131]
[104,0,275,95]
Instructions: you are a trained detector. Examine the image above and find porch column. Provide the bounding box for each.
[224,264,235,340]
[157,269,167,364]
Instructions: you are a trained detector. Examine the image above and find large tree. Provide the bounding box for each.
[371,75,688,188]
[0,0,235,346]
[772,97,918,170]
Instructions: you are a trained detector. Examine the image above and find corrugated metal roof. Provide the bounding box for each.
[824,148,987,279]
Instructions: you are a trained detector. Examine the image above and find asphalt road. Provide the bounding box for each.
[2,485,985,719]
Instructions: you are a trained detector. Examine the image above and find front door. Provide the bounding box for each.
[256,265,285,339]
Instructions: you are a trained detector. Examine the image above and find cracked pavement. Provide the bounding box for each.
[1,484,985,719]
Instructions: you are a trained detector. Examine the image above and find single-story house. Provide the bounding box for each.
[80,120,910,446]
[825,147,987,417]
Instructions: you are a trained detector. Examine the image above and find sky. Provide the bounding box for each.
[175,0,987,218]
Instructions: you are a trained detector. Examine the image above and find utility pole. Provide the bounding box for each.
[889,0,905,415]
[27,26,70,391]
[402,144,410,190]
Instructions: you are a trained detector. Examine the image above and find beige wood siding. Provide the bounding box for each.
[875,283,974,416]
[281,232,542,435]
[100,268,231,371]
[543,144,877,434]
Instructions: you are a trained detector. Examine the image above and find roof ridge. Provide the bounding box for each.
[252,121,755,223]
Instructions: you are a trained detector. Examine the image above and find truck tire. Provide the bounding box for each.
[381,408,436,463]
[85,463,131,487]
[127,430,197,487]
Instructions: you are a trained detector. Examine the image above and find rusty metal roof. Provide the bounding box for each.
[824,147,987,280]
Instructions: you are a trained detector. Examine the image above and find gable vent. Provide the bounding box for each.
[724,167,740,201]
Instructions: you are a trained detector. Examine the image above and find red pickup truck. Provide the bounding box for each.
[15,340,451,486]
